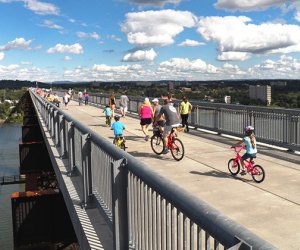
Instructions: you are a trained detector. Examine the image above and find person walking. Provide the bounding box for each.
[179,96,193,132]
[109,92,116,118]
[78,91,83,105]
[152,98,165,127]
[84,92,89,105]
[119,91,129,117]
[63,92,70,108]
[139,97,153,141]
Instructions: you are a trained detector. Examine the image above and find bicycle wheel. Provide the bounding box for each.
[151,135,164,155]
[120,141,126,151]
[170,138,185,161]
[251,165,265,183]
[228,159,240,175]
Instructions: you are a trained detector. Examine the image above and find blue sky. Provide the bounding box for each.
[1,0,300,82]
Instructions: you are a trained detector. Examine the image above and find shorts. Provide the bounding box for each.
[156,120,165,127]
[120,106,128,113]
[162,123,181,138]
[242,153,256,160]
[140,118,152,126]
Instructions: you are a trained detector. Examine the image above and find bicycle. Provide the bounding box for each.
[150,126,185,161]
[113,135,127,151]
[228,146,265,183]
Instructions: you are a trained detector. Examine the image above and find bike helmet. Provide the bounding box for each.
[114,115,120,121]
[244,125,254,135]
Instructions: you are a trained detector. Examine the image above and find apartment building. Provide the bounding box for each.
[249,85,272,105]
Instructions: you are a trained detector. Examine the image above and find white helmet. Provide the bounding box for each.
[244,125,254,135]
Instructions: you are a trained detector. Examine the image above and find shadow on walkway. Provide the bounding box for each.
[129,150,173,161]
[190,170,253,183]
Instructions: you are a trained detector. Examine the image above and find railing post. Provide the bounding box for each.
[54,110,59,147]
[47,104,51,130]
[81,133,94,208]
[215,106,221,134]
[111,158,129,250]
[50,107,54,138]
[59,115,67,158]
[67,121,76,175]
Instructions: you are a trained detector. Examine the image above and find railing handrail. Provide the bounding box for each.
[73,91,299,151]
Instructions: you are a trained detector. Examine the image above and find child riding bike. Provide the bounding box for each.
[111,115,125,146]
[103,105,111,126]
[232,125,257,175]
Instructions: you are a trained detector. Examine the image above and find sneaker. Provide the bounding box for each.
[162,148,169,154]
[240,169,246,175]
[145,135,149,141]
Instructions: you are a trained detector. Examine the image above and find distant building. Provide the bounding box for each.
[168,82,174,91]
[136,81,152,87]
[224,96,231,104]
[249,85,271,105]
[270,81,287,87]
[180,87,192,92]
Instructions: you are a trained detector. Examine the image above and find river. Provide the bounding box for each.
[0,123,24,249]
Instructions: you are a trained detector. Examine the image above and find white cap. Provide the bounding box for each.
[152,98,159,102]
[145,97,149,102]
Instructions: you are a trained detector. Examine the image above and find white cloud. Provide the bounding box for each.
[295,10,300,21]
[76,31,100,40]
[0,37,32,51]
[217,51,251,61]
[40,19,63,30]
[122,48,157,61]
[108,34,122,42]
[219,63,245,76]
[159,57,217,73]
[47,43,84,54]
[178,39,205,47]
[214,0,292,12]
[89,64,146,81]
[23,0,60,15]
[127,0,183,7]
[248,55,300,78]
[0,64,20,77]
[0,52,4,60]
[92,64,142,73]
[121,9,197,47]
[63,56,72,61]
[21,61,32,65]
[197,16,300,60]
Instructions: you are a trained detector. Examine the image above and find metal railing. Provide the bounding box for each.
[57,91,299,152]
[30,89,276,249]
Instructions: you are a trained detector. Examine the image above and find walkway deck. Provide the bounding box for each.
[62,100,300,249]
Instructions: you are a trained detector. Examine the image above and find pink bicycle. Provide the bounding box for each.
[228,146,265,183]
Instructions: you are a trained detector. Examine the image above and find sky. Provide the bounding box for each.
[1,0,300,82]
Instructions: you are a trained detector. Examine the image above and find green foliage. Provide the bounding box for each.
[0,88,26,123]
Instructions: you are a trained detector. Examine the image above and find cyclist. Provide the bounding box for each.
[154,96,180,154]
[111,115,125,145]
[232,126,257,175]
[103,105,111,126]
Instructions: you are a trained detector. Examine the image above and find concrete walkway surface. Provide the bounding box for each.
[62,100,300,249]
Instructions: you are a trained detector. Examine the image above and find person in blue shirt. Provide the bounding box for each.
[233,125,257,175]
[103,105,111,126]
[111,115,125,144]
